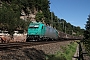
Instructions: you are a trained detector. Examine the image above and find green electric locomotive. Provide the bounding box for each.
[26,22,58,41]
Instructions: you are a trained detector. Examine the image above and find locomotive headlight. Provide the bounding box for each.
[27,35,29,37]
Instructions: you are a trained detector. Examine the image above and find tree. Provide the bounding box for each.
[35,12,44,22]
[83,14,90,54]
[84,15,90,39]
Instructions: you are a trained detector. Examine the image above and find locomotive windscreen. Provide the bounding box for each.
[29,24,39,28]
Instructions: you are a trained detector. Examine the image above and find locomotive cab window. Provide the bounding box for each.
[42,26,43,29]
[29,24,39,28]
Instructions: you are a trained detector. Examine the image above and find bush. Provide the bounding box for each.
[46,42,77,60]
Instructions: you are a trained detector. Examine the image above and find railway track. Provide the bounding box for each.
[0,40,60,49]
[0,42,43,49]
[0,39,79,50]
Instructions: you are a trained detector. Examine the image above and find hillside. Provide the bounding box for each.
[0,0,84,36]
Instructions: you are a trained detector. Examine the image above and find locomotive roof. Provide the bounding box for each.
[29,22,58,31]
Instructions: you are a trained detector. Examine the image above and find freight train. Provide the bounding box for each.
[26,22,82,42]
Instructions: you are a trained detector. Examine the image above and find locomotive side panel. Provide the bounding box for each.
[44,26,58,40]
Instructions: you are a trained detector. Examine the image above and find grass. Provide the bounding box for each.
[46,42,78,60]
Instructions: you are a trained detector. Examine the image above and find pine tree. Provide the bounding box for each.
[84,14,90,54]
[84,15,90,39]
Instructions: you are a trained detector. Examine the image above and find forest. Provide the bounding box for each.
[0,0,84,36]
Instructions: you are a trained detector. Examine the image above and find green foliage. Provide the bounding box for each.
[64,42,77,60]
[84,15,90,39]
[83,14,90,54]
[46,42,77,60]
[46,54,66,60]
[0,1,30,35]
[35,12,44,22]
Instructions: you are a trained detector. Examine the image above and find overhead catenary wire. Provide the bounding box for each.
[50,0,64,19]
[50,0,67,33]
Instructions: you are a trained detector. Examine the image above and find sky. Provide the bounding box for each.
[50,0,90,29]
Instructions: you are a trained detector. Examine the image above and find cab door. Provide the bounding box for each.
[41,25,45,37]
